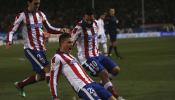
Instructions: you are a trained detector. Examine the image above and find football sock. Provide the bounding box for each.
[104,81,119,98]
[102,43,108,54]
[114,46,121,58]
[107,86,119,98]
[45,73,50,86]
[108,46,113,56]
[17,75,36,88]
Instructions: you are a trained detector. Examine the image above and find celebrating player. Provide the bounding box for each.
[6,0,66,97]
[71,8,125,100]
[50,33,117,100]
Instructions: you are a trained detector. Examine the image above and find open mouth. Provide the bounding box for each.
[69,48,72,51]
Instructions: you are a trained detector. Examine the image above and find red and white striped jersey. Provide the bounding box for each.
[71,20,99,63]
[50,50,93,98]
[6,10,62,50]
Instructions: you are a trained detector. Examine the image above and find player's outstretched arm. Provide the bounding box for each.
[39,11,67,34]
[6,13,24,49]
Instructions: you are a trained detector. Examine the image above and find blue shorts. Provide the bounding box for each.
[109,33,117,42]
[83,54,118,75]
[78,82,112,100]
[24,48,49,75]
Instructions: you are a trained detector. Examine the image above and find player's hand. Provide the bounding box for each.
[43,32,50,39]
[6,42,11,49]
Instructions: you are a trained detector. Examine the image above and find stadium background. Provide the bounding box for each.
[0,0,175,100]
[0,0,175,34]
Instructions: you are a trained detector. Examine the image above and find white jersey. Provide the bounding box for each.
[96,19,105,35]
[71,20,99,63]
[96,18,107,43]
[7,10,61,50]
[50,50,93,97]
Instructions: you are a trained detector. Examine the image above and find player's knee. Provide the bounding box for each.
[112,41,117,45]
[43,65,50,73]
[99,70,110,82]
[111,67,120,76]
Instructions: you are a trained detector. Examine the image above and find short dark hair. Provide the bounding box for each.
[83,8,95,16]
[27,0,33,3]
[59,33,71,46]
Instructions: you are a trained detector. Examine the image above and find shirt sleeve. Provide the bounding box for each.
[6,12,24,43]
[40,11,62,34]
[50,55,62,98]
[71,24,81,43]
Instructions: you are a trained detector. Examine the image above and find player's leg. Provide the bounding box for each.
[102,34,108,55]
[83,57,119,97]
[98,69,119,98]
[113,40,122,59]
[108,33,122,59]
[35,50,51,84]
[14,49,48,97]
[15,72,45,88]
[99,56,125,100]
[78,83,100,100]
[14,72,45,96]
[98,55,121,98]
[111,67,120,76]
[92,82,117,100]
[112,33,122,59]
[102,42,108,56]
[43,65,50,84]
[100,34,108,56]
[108,44,113,56]
[101,55,120,76]
[108,34,115,56]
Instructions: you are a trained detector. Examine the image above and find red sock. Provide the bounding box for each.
[107,86,119,98]
[45,76,50,84]
[45,73,50,84]
[18,75,37,88]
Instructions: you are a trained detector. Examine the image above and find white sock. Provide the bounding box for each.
[104,81,113,89]
[102,43,108,54]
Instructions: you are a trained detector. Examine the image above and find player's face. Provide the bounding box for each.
[28,0,40,12]
[61,38,73,53]
[101,14,106,20]
[84,14,95,24]
[109,9,115,16]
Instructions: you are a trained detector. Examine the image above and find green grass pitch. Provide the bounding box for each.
[0,37,175,100]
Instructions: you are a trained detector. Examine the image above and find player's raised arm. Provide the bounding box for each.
[50,55,62,100]
[71,23,82,45]
[39,11,64,34]
[6,13,24,48]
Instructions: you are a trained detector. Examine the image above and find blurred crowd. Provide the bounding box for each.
[0,0,175,33]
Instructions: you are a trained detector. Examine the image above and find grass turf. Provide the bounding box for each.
[0,37,175,100]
